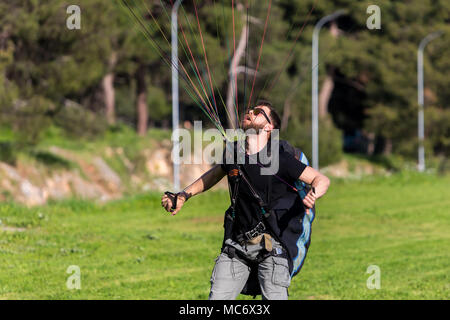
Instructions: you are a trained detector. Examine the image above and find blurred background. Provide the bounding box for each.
[0,0,448,300]
[0,0,449,204]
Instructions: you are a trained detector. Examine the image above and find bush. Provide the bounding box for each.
[283,116,343,167]
[318,118,344,167]
[425,106,450,158]
[7,96,53,148]
[54,100,108,139]
[30,150,74,169]
[369,154,408,172]
[0,142,17,165]
[438,157,450,174]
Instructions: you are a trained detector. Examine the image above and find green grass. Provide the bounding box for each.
[0,172,449,300]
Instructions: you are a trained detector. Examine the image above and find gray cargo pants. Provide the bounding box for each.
[209,237,291,300]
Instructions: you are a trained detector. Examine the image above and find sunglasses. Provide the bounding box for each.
[249,107,271,124]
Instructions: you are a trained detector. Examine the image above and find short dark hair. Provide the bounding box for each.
[256,100,281,130]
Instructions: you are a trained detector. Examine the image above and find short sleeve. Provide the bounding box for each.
[280,151,307,183]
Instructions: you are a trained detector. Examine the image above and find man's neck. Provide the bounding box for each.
[246,131,269,155]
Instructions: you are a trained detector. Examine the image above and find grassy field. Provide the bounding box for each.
[0,172,449,300]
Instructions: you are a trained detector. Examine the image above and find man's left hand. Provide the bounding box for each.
[303,189,316,209]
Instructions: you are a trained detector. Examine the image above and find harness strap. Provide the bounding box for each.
[236,221,266,243]
[229,173,240,219]
[164,191,178,211]
[238,167,272,218]
[239,171,265,207]
[222,242,288,265]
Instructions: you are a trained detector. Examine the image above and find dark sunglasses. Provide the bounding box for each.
[249,107,271,124]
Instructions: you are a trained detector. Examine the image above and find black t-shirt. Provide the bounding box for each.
[221,141,307,237]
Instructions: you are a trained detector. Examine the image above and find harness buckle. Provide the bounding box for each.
[244,221,266,241]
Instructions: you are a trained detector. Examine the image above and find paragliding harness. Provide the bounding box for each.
[228,164,272,243]
[222,140,316,296]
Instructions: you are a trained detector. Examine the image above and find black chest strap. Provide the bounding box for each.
[228,165,272,219]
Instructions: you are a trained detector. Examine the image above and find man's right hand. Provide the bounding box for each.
[161,165,226,216]
[161,192,187,216]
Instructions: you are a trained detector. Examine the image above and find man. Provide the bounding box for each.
[161,101,330,300]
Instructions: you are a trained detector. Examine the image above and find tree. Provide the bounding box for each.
[103,51,118,125]
[0,0,448,164]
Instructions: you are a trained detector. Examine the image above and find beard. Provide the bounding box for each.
[242,119,265,132]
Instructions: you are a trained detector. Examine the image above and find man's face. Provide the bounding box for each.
[242,105,272,131]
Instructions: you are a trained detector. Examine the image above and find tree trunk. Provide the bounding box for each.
[136,66,148,136]
[319,72,335,118]
[318,21,339,119]
[103,52,117,125]
[225,5,262,129]
[330,20,340,37]
[281,99,292,132]
[281,78,300,131]
[226,22,249,129]
[366,132,376,155]
[383,138,393,155]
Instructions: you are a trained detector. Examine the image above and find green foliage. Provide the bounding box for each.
[318,118,344,167]
[10,96,54,147]
[284,116,343,167]
[54,101,108,138]
[0,142,16,165]
[369,154,410,172]
[325,0,450,159]
[30,150,74,169]
[147,86,171,122]
[0,0,449,165]
[425,106,450,156]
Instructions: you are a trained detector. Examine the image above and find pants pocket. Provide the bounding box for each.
[209,253,251,300]
[210,255,221,284]
[211,253,247,283]
[272,256,291,288]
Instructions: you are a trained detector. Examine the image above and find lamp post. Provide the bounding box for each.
[311,10,345,170]
[417,31,443,172]
[172,0,183,191]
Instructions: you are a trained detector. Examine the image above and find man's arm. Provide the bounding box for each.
[161,164,226,215]
[298,166,330,209]
[183,164,226,198]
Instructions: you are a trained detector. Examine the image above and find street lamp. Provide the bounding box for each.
[172,0,183,191]
[417,31,443,172]
[311,10,345,170]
